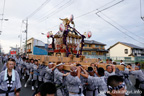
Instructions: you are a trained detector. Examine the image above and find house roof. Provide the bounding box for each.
[108,42,143,50]
[84,40,106,46]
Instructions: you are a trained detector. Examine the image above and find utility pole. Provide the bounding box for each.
[22,18,28,56]
[25,19,28,56]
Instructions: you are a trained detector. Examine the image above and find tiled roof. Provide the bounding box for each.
[84,40,106,45]
[119,42,143,49]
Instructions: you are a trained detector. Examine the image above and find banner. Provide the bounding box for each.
[10,51,16,55]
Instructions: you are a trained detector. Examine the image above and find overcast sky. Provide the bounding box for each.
[0,0,144,53]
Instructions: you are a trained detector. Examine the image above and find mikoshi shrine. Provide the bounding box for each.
[28,15,124,71]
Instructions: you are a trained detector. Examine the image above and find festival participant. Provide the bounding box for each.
[106,75,127,96]
[24,58,31,82]
[0,59,21,96]
[121,64,132,86]
[129,66,144,96]
[135,62,141,70]
[66,66,84,96]
[76,64,88,95]
[24,59,34,88]
[1,58,11,71]
[105,65,116,79]
[120,60,125,66]
[109,59,113,64]
[34,82,56,96]
[81,67,107,96]
[20,57,26,80]
[106,59,110,64]
[54,62,69,96]
[43,62,56,83]
[31,60,40,91]
[37,61,47,87]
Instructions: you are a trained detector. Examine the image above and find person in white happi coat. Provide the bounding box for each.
[43,62,56,83]
[0,59,21,96]
[54,62,69,96]
[24,59,34,88]
[31,60,40,91]
[105,65,116,80]
[66,66,84,96]
[81,67,107,96]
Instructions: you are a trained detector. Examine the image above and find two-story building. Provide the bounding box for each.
[25,38,48,55]
[82,40,108,56]
[108,42,144,57]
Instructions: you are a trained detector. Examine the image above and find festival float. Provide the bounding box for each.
[48,15,92,58]
[28,15,124,71]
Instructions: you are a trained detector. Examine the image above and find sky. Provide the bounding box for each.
[0,0,144,53]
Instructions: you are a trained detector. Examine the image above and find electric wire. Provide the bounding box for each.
[26,0,51,19]
[96,13,144,45]
[39,0,73,22]
[99,11,144,39]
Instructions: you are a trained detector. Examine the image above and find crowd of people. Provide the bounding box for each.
[0,54,144,96]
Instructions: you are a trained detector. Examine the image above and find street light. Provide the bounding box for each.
[0,19,8,21]
[0,19,9,21]
[41,33,45,35]
[0,18,9,35]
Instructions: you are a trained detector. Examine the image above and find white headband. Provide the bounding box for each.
[56,63,65,67]
[49,62,54,65]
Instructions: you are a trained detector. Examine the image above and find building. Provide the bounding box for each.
[25,38,48,55]
[108,42,144,57]
[82,40,107,56]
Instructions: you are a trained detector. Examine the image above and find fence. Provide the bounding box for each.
[84,55,144,64]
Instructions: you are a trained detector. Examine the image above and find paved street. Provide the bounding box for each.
[20,80,34,96]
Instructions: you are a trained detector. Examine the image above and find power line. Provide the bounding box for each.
[96,13,144,45]
[95,0,124,14]
[46,0,73,19]
[99,11,144,39]
[44,0,123,30]
[35,0,65,20]
[26,0,51,19]
[39,0,73,22]
[75,0,118,19]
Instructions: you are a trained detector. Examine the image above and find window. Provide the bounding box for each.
[101,46,103,48]
[95,45,99,47]
[89,45,91,47]
[124,49,128,54]
[138,50,141,54]
[83,52,88,55]
[84,44,87,47]
[92,52,96,55]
